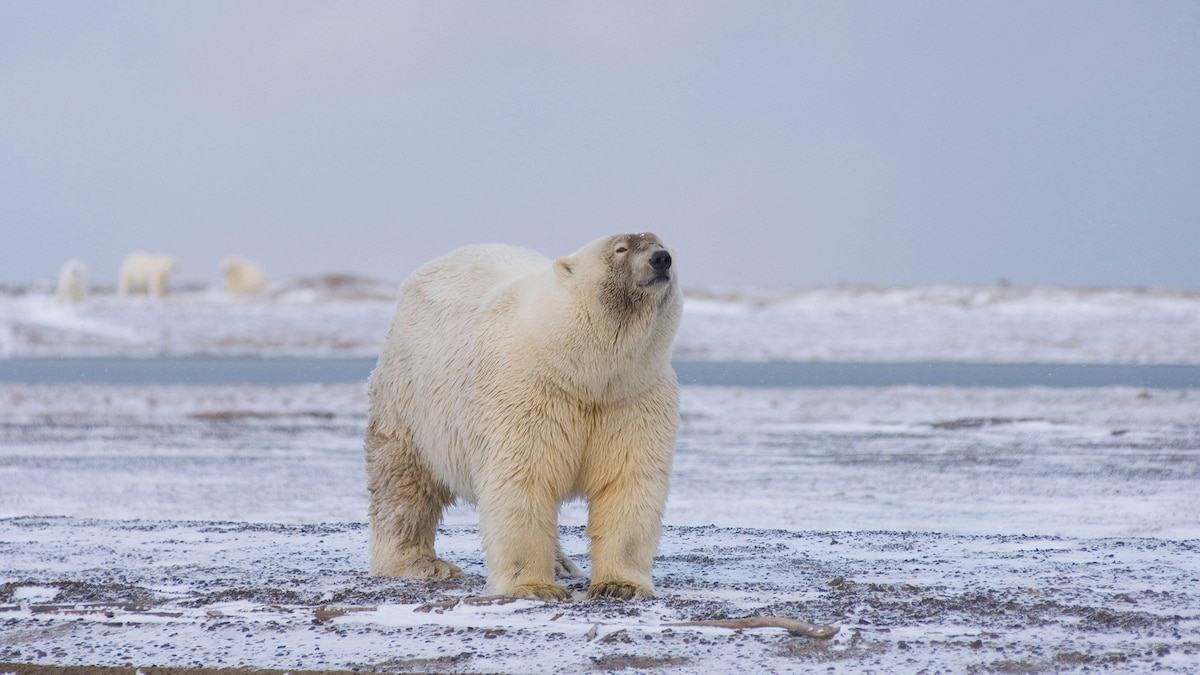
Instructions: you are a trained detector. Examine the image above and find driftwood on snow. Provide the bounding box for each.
[312,605,376,624]
[414,597,461,613]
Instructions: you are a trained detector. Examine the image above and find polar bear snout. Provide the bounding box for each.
[639,247,673,286]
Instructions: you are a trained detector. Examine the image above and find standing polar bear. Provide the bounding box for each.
[365,232,681,601]
[220,257,266,294]
[118,252,176,297]
[55,260,88,303]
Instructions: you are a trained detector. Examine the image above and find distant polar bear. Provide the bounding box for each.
[55,260,88,303]
[365,232,681,601]
[118,252,176,297]
[220,257,266,294]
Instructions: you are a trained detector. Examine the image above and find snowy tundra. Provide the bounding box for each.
[1,282,1199,673]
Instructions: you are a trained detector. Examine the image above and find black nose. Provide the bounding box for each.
[650,250,672,272]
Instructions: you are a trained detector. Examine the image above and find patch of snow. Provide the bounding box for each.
[10,586,58,604]
[2,384,1197,539]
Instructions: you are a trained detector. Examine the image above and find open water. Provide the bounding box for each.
[0,357,1197,387]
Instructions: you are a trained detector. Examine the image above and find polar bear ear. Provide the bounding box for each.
[553,256,575,279]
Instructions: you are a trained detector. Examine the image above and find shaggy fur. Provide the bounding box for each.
[365,233,681,601]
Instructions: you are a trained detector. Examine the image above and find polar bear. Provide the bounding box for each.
[118,252,176,297]
[365,232,681,601]
[54,260,88,303]
[220,257,266,294]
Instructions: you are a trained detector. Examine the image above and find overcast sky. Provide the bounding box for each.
[2,2,1198,289]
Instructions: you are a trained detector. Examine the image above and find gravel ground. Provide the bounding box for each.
[3,518,1198,674]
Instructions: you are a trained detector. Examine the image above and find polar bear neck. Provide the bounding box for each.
[583,285,678,354]
[516,278,680,402]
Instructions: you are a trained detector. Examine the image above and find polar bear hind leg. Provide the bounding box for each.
[365,424,462,579]
[555,547,585,579]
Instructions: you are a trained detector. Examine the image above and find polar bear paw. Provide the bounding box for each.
[510,582,573,602]
[555,552,585,579]
[382,555,464,580]
[585,581,658,601]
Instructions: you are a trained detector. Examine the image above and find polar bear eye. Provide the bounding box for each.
[614,246,628,254]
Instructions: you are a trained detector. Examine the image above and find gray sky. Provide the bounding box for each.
[3,1,1198,289]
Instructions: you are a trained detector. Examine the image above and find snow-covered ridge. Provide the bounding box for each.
[681,285,1200,364]
[2,279,1198,362]
[686,284,1200,311]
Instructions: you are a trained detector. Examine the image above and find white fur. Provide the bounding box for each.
[118,252,176,297]
[54,260,88,303]
[366,233,681,601]
[220,257,266,294]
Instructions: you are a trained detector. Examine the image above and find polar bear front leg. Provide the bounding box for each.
[582,397,676,600]
[478,466,573,602]
[364,424,463,580]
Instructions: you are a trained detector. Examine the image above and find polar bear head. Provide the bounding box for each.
[554,232,677,314]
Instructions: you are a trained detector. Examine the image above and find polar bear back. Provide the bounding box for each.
[400,244,546,321]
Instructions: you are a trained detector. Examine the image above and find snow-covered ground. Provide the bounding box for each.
[2,383,1198,672]
[2,280,1199,362]
[2,384,1198,539]
[2,281,1199,673]
[4,517,1197,674]
[679,285,1200,364]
